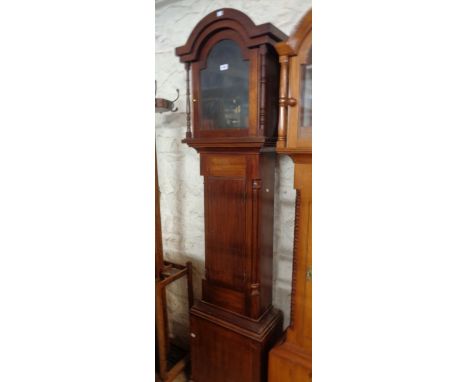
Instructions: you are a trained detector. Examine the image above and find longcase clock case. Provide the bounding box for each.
[175,8,286,382]
[268,9,312,382]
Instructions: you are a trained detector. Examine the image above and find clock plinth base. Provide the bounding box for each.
[189,300,283,382]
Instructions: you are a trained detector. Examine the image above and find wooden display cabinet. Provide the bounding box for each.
[175,8,286,382]
[268,9,312,382]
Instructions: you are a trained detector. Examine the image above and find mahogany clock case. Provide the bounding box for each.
[268,9,312,382]
[175,8,287,382]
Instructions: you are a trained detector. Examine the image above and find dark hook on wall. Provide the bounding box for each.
[155,86,180,113]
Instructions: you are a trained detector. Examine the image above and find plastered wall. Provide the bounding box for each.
[155,0,310,347]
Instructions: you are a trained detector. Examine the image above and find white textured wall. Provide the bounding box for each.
[155,0,310,347]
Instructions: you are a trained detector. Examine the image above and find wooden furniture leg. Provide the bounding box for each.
[186,261,194,309]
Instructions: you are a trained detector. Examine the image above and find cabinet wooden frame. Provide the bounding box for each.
[284,31,312,148]
[276,10,312,152]
[175,8,286,382]
[176,8,284,144]
[268,9,312,382]
[191,30,257,138]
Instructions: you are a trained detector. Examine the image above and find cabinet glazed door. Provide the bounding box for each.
[287,31,312,149]
[199,39,250,130]
[192,30,258,138]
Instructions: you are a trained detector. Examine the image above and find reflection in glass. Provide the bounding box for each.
[299,47,312,133]
[200,39,249,129]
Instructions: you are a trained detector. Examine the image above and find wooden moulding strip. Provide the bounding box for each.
[191,302,282,342]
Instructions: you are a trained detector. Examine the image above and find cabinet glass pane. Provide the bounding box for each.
[299,47,312,136]
[200,39,249,129]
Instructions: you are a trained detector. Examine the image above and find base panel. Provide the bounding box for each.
[189,301,283,382]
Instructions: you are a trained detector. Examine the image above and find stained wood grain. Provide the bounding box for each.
[175,8,285,382]
[269,9,312,382]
